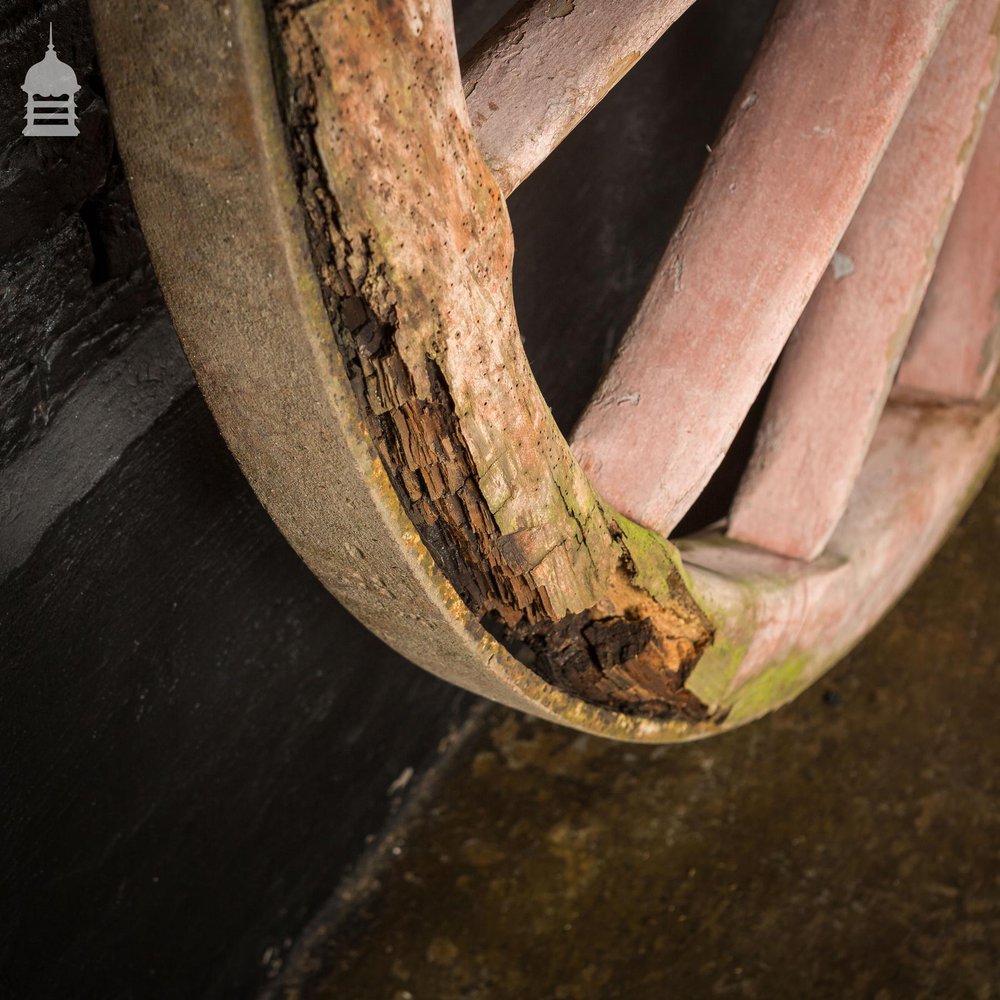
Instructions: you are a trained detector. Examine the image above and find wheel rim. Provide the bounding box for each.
[90,0,1000,741]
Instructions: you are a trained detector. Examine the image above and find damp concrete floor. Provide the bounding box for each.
[279,464,1000,1000]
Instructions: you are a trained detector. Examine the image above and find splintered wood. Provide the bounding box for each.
[276,0,713,718]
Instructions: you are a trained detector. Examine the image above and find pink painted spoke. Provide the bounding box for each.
[894,93,1000,403]
[571,0,955,537]
[461,0,697,196]
[727,0,1000,562]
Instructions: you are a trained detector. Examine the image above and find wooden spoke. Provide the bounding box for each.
[571,0,956,538]
[727,0,1000,562]
[461,0,697,197]
[894,92,1000,403]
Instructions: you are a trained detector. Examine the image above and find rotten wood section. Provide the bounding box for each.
[894,92,1000,403]
[460,0,697,196]
[276,0,717,719]
[727,0,1000,561]
[92,0,718,732]
[571,0,957,538]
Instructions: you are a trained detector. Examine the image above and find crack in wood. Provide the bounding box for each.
[271,0,714,719]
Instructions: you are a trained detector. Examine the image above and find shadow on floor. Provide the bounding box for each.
[279,465,1000,1000]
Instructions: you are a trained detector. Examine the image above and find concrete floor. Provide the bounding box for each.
[280,464,1000,1000]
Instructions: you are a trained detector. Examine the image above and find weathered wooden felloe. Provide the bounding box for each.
[91,0,1000,741]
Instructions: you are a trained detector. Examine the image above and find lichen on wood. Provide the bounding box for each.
[271,0,713,718]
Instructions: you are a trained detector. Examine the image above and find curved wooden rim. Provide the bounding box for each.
[90,0,1000,741]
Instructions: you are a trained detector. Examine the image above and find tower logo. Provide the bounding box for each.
[22,24,80,138]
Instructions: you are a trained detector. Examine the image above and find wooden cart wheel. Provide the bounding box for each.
[90,0,1000,741]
